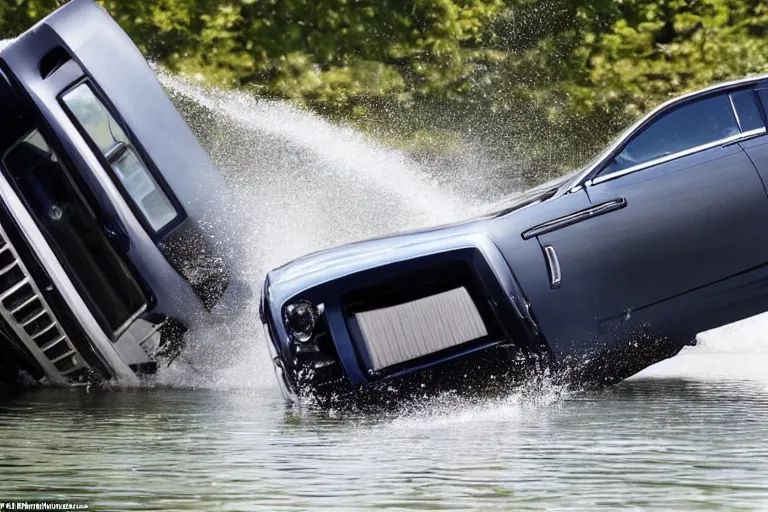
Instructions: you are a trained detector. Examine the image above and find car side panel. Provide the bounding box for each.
[485,189,595,360]
[526,145,768,360]
[740,135,768,198]
[586,145,768,311]
[606,264,768,346]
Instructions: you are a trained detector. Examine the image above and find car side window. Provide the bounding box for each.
[757,89,768,120]
[600,93,742,177]
[61,83,179,233]
[730,90,764,133]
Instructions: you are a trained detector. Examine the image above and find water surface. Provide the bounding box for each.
[2,359,768,510]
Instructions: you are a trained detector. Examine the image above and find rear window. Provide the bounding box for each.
[61,83,179,233]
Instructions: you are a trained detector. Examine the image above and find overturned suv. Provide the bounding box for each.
[0,0,246,386]
[263,73,768,401]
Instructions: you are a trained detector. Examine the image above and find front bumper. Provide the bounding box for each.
[262,233,544,399]
[262,321,297,402]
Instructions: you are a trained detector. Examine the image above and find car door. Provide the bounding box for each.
[532,89,768,357]
[740,86,768,203]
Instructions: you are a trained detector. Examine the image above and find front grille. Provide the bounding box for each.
[0,225,87,382]
[355,287,488,371]
[343,260,504,379]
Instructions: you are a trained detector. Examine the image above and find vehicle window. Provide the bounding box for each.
[111,146,177,230]
[757,89,768,119]
[600,94,739,176]
[62,83,178,233]
[730,90,764,133]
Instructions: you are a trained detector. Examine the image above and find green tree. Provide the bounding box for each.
[2,0,768,184]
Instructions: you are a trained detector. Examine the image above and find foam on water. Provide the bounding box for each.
[634,313,768,382]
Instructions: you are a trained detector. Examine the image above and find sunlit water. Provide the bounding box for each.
[2,71,768,509]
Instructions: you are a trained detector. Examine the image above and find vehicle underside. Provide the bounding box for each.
[0,0,246,388]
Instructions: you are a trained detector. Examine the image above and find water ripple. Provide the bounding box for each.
[1,377,767,510]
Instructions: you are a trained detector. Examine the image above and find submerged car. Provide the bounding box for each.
[262,74,768,401]
[0,0,247,386]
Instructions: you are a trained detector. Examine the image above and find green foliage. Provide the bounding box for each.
[2,0,768,184]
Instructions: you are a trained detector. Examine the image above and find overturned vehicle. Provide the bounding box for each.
[263,74,768,401]
[0,0,246,386]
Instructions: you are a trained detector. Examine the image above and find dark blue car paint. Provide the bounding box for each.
[264,75,768,398]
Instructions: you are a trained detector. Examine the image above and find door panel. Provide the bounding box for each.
[740,135,768,197]
[534,145,768,357]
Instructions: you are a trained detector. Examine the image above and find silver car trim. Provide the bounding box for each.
[113,303,148,340]
[0,261,19,274]
[33,322,57,339]
[22,309,47,326]
[0,278,29,300]
[41,335,67,352]
[355,287,488,371]
[0,221,88,384]
[729,93,743,132]
[589,127,766,186]
[568,74,768,190]
[521,197,627,240]
[0,171,138,384]
[11,295,38,314]
[543,245,561,289]
[50,350,77,365]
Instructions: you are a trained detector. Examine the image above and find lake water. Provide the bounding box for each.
[2,336,768,511]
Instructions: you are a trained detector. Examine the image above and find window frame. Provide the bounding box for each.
[587,87,768,187]
[57,78,187,240]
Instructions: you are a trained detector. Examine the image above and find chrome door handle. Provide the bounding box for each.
[522,197,627,240]
[543,245,561,289]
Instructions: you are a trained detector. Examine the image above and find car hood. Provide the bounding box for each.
[265,179,566,305]
[266,218,485,302]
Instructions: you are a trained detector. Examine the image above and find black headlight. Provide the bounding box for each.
[284,301,319,343]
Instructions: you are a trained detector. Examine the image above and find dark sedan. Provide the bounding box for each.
[0,0,247,386]
[262,74,768,401]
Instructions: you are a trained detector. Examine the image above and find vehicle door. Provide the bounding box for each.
[739,86,768,203]
[531,89,768,357]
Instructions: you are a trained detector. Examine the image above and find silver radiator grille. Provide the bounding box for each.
[0,226,87,383]
[354,287,488,371]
